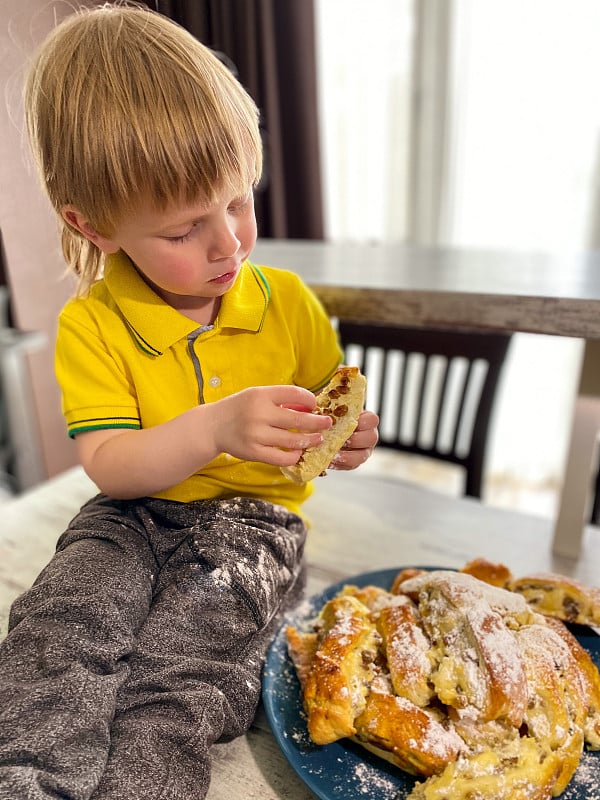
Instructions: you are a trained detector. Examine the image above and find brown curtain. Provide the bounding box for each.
[156,0,324,240]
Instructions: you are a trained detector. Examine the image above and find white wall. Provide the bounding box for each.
[1,0,84,480]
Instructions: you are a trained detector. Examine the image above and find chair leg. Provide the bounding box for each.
[552,395,600,558]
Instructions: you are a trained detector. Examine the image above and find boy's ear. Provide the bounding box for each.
[61,205,120,254]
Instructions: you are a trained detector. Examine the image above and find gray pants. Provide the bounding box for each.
[0,494,307,800]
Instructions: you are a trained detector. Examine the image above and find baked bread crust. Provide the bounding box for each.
[390,567,427,594]
[508,571,600,626]
[544,615,600,749]
[353,691,464,777]
[281,366,366,484]
[408,736,562,800]
[299,594,380,744]
[286,563,600,800]
[376,601,434,708]
[396,570,529,727]
[515,622,586,794]
[459,557,513,588]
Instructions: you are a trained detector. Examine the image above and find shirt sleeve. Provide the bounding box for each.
[55,305,141,438]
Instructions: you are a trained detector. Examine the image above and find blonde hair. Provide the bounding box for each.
[24,2,263,293]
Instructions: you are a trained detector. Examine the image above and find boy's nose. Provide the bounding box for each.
[208,221,240,260]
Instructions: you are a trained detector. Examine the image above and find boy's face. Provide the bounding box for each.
[79,188,257,309]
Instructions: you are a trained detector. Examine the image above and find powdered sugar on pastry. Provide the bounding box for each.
[286,562,600,800]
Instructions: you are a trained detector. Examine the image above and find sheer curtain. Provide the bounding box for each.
[314,0,414,241]
[441,0,600,498]
[315,0,600,510]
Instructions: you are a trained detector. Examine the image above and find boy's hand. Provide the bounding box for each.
[327,410,379,471]
[208,385,332,466]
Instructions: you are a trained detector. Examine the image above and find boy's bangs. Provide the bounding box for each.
[96,76,262,228]
[104,122,259,224]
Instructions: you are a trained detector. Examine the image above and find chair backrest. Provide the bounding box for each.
[590,460,600,525]
[337,320,512,498]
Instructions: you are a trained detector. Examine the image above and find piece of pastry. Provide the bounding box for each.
[353,690,464,777]
[398,569,541,629]
[408,736,562,800]
[397,571,529,726]
[509,571,600,626]
[295,593,380,744]
[376,600,435,708]
[449,717,520,753]
[391,567,427,594]
[281,366,367,484]
[544,615,600,749]
[515,622,586,795]
[286,626,318,688]
[341,583,399,613]
[459,557,513,588]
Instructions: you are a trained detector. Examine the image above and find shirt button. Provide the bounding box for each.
[209,375,221,388]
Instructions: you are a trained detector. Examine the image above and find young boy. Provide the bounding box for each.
[0,4,378,799]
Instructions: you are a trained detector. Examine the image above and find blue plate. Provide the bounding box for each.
[262,567,600,800]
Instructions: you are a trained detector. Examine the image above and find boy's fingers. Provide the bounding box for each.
[278,404,332,433]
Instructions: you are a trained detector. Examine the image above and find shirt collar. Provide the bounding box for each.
[104,252,270,356]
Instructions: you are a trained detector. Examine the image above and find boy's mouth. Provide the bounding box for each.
[210,269,237,285]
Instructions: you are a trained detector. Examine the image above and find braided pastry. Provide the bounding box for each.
[508,572,600,626]
[286,562,600,800]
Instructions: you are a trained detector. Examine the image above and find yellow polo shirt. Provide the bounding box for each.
[55,252,342,514]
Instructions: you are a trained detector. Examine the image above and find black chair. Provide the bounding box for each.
[589,459,600,525]
[337,320,512,498]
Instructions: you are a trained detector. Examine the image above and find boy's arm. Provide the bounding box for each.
[76,385,332,499]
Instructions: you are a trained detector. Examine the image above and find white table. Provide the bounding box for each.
[1,466,599,798]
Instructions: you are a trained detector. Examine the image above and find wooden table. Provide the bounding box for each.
[1,466,599,798]
[254,239,600,559]
[253,239,600,338]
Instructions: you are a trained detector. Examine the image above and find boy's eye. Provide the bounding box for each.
[229,195,251,213]
[165,229,193,244]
